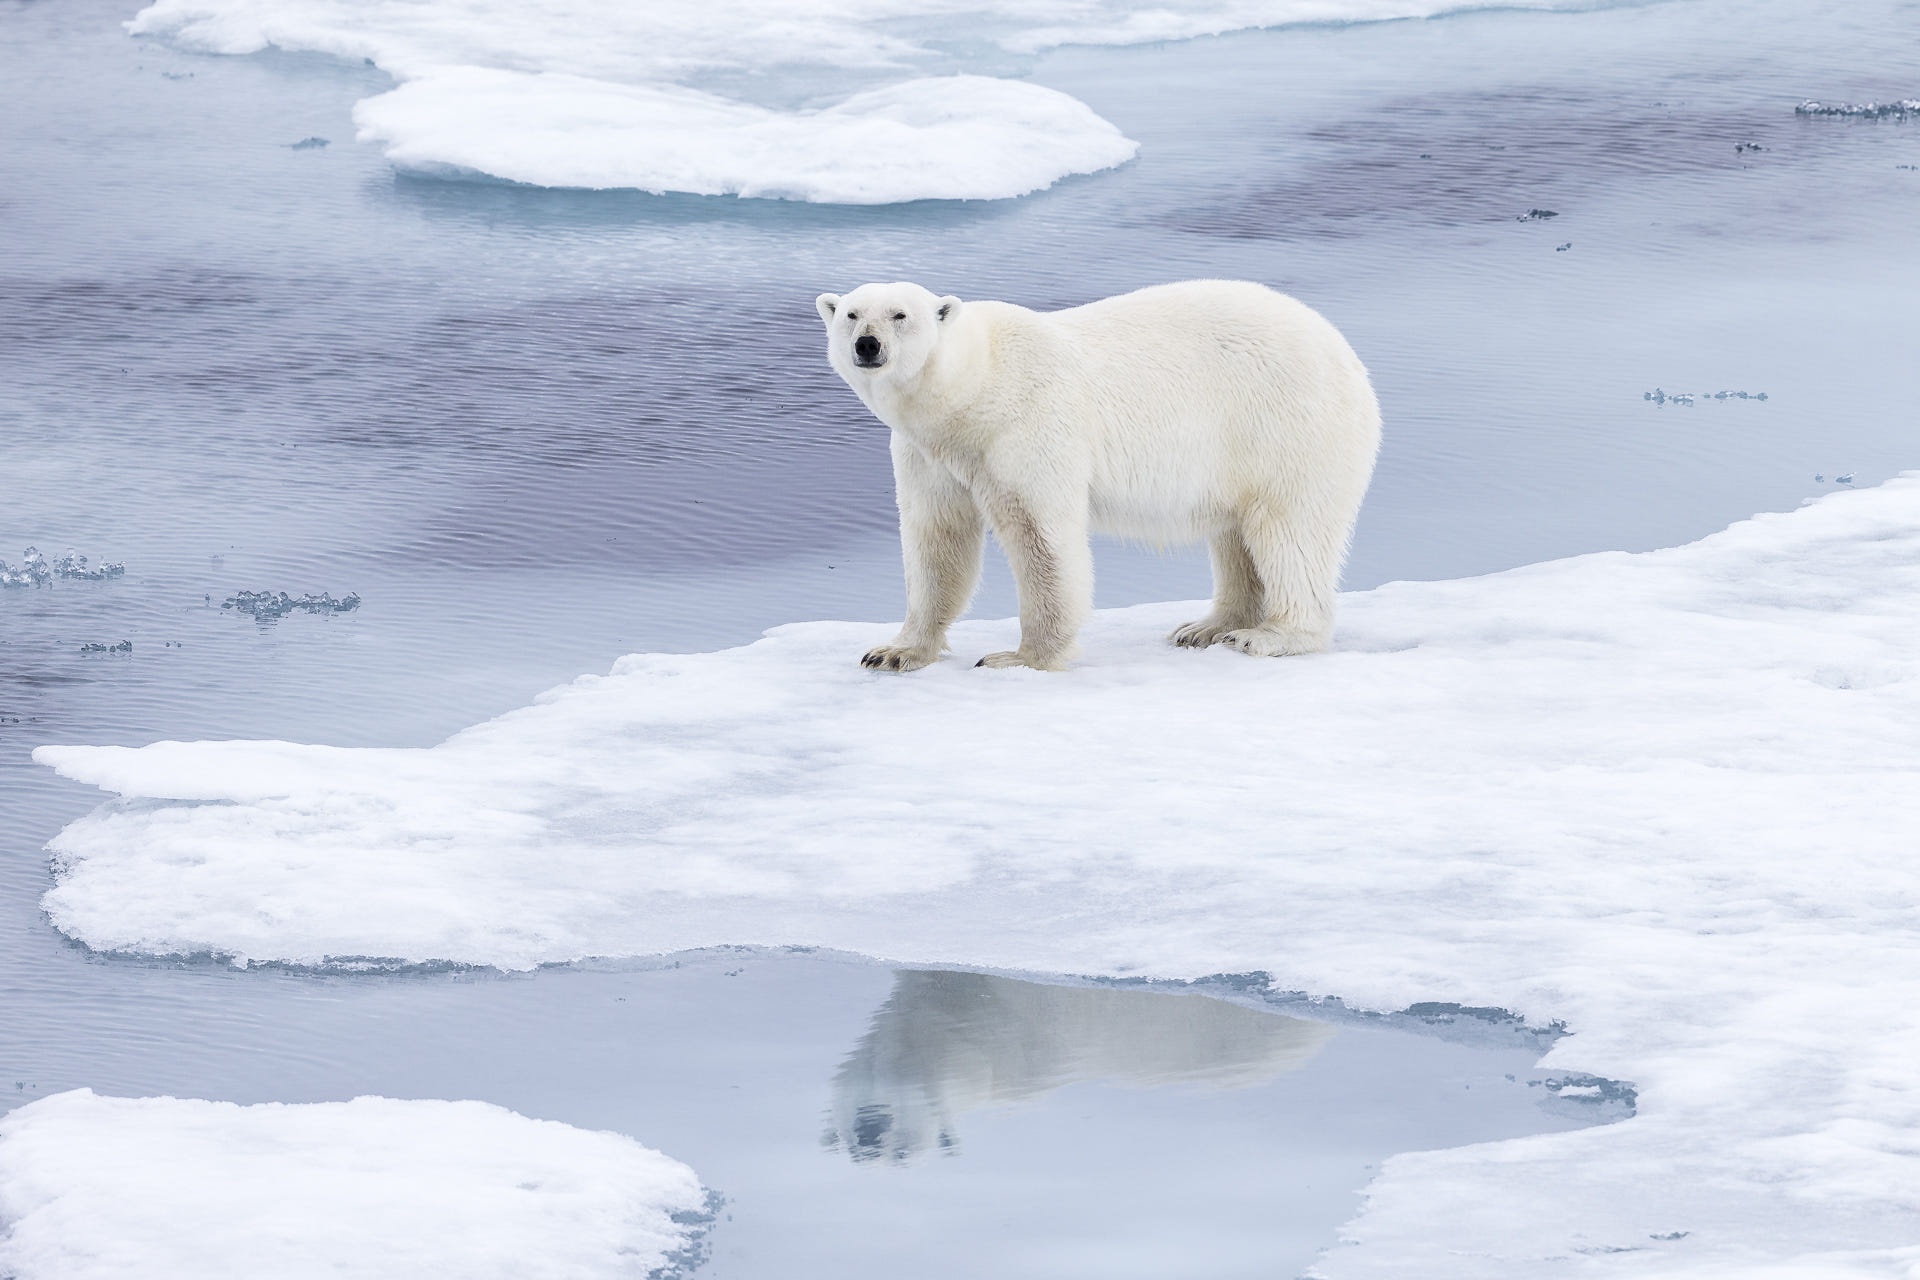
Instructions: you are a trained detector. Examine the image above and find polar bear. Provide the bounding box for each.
[816,280,1380,670]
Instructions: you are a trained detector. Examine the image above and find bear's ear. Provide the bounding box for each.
[936,296,962,324]
[816,293,841,324]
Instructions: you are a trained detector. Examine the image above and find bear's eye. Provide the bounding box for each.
[845,311,859,321]
[892,312,906,321]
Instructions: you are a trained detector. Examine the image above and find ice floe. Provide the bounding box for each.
[33,474,1920,1272]
[352,70,1136,203]
[126,0,1591,201]
[0,1089,709,1280]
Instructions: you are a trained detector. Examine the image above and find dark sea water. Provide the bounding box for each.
[1,0,1915,1271]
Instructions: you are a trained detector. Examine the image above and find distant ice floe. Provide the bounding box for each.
[221,589,361,620]
[0,548,125,588]
[1642,387,1768,406]
[0,1090,710,1280]
[1795,98,1920,119]
[127,0,1595,201]
[34,475,1920,1275]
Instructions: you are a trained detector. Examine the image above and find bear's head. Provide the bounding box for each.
[815,282,963,390]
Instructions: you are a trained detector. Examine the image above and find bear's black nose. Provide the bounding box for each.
[853,335,883,365]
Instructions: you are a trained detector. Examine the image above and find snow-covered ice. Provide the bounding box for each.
[33,475,1920,1274]
[125,0,1593,200]
[0,1089,709,1280]
[353,71,1136,203]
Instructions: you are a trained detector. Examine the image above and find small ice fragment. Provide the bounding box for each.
[1,546,124,587]
[1836,474,1855,484]
[1735,141,1766,153]
[52,550,126,580]
[290,136,330,150]
[78,641,133,655]
[1517,208,1559,221]
[1555,242,1572,251]
[1815,474,1825,482]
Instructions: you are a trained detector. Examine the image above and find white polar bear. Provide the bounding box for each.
[815,280,1381,671]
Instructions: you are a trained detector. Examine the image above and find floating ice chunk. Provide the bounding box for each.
[288,135,329,149]
[1643,388,1767,406]
[221,589,361,620]
[353,71,1138,202]
[1516,207,1559,220]
[0,548,126,588]
[0,1089,710,1280]
[76,642,133,655]
[1795,98,1920,119]
[52,550,127,580]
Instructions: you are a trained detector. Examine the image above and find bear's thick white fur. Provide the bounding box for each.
[815,279,1381,671]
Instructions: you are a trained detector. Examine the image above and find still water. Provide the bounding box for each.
[2,0,1915,1270]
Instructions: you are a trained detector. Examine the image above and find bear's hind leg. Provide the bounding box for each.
[1170,527,1263,648]
[1219,501,1340,657]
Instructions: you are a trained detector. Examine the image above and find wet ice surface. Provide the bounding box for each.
[2,0,1917,1271]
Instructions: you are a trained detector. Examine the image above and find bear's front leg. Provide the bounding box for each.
[976,496,1091,671]
[863,438,986,672]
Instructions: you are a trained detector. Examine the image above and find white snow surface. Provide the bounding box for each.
[125,0,1592,200]
[34,475,1920,1276]
[0,1089,707,1280]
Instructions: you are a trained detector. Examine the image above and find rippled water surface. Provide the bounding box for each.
[3,0,1916,1269]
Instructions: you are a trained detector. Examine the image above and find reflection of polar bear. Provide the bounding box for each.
[823,971,1335,1164]
[815,280,1381,671]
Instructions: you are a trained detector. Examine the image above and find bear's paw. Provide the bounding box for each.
[1168,619,1242,649]
[861,644,941,673]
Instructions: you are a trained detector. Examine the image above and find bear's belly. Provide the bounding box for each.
[1087,488,1224,543]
